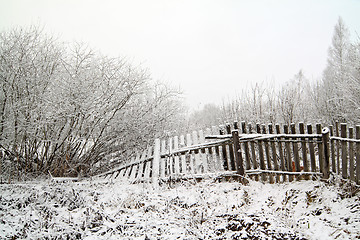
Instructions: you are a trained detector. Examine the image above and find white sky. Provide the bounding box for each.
[1,0,360,110]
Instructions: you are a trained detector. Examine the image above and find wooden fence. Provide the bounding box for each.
[96,121,360,185]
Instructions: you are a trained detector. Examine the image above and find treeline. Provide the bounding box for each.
[188,17,360,131]
[0,26,185,179]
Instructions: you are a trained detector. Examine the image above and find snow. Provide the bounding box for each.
[0,176,359,239]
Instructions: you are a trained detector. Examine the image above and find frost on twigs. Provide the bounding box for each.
[0,178,359,239]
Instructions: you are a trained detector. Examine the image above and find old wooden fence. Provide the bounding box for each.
[96,121,360,185]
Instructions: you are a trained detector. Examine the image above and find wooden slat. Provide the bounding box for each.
[276,124,286,182]
[242,121,251,171]
[186,133,195,174]
[299,123,309,180]
[219,126,229,171]
[349,127,354,181]
[179,135,187,174]
[152,140,160,186]
[356,126,360,185]
[329,125,337,173]
[322,127,330,179]
[192,131,201,174]
[160,140,166,178]
[226,124,236,171]
[198,130,208,173]
[143,147,152,181]
[129,153,140,182]
[173,136,180,175]
[307,124,317,174]
[212,126,223,171]
[284,125,293,182]
[262,124,274,183]
[257,123,266,182]
[341,123,348,179]
[335,121,340,174]
[136,149,148,181]
[291,123,301,181]
[269,124,280,182]
[249,123,258,181]
[316,124,324,175]
[168,137,173,175]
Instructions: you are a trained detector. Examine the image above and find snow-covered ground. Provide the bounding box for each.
[0,176,359,239]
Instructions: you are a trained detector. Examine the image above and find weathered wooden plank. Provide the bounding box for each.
[192,131,202,174]
[335,121,340,174]
[242,121,251,170]
[186,133,195,174]
[199,130,209,173]
[219,126,229,171]
[299,123,309,180]
[263,124,274,183]
[143,148,152,181]
[322,127,330,180]
[136,150,147,181]
[316,124,324,175]
[173,136,180,175]
[307,124,317,175]
[168,137,173,175]
[356,126,360,185]
[249,123,258,181]
[341,123,348,179]
[160,140,166,178]
[212,126,223,171]
[257,123,266,182]
[291,123,301,181]
[226,124,236,171]
[329,125,337,173]
[152,140,160,185]
[232,130,244,176]
[349,127,354,181]
[269,124,280,182]
[276,124,286,182]
[129,153,140,182]
[284,125,293,182]
[179,135,187,174]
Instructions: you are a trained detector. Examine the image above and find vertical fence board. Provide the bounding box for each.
[262,124,274,183]
[160,140,166,178]
[179,135,187,174]
[276,124,286,182]
[241,121,251,170]
[284,125,293,182]
[269,124,280,182]
[152,141,160,185]
[257,124,266,182]
[291,123,301,181]
[219,127,229,171]
[199,130,208,173]
[212,126,223,171]
[192,131,202,174]
[136,150,147,181]
[307,124,317,174]
[226,124,236,171]
[249,123,258,181]
[232,130,244,175]
[348,127,354,181]
[316,124,324,175]
[299,123,309,180]
[129,154,140,182]
[329,125,336,173]
[167,137,173,175]
[341,123,348,179]
[335,121,340,174]
[356,126,360,185]
[322,128,330,179]
[173,136,180,175]
[186,133,195,174]
[143,147,153,181]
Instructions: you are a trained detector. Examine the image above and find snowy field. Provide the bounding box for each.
[0,176,359,240]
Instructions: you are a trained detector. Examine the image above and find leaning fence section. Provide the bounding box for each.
[96,121,360,185]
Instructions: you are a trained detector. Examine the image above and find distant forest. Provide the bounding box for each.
[0,17,359,179]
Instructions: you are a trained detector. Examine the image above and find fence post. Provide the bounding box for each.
[341,123,348,179]
[322,127,330,180]
[232,130,244,176]
[152,139,161,187]
[356,126,360,185]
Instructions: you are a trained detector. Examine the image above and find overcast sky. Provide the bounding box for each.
[1,0,360,110]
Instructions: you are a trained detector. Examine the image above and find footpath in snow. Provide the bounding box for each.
[0,176,359,239]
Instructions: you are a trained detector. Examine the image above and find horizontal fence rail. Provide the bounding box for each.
[96,121,360,185]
